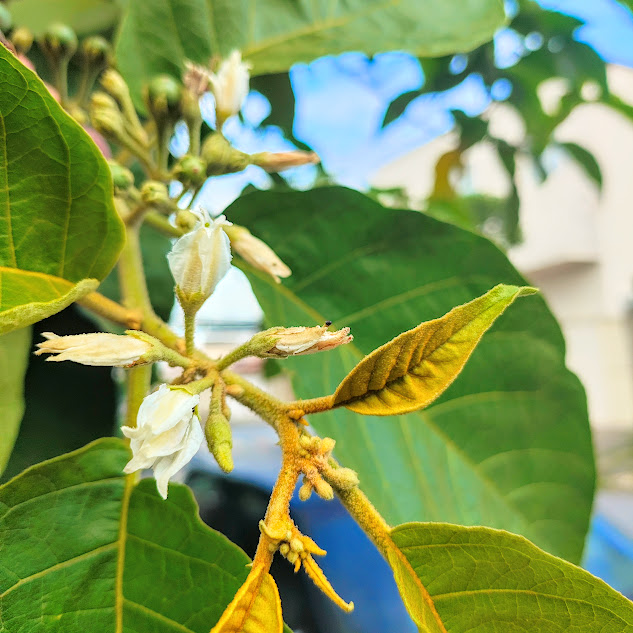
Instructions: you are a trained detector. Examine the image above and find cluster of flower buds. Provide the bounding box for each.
[121,384,204,499]
[167,207,232,314]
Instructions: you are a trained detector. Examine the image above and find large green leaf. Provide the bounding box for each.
[115,0,506,107]
[0,327,30,476]
[0,438,257,632]
[229,187,594,563]
[390,522,633,632]
[0,45,124,335]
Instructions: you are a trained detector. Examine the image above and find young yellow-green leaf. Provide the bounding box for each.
[230,187,594,564]
[210,562,283,633]
[0,438,276,632]
[116,0,506,108]
[333,284,537,416]
[0,45,124,334]
[0,327,30,475]
[390,522,633,632]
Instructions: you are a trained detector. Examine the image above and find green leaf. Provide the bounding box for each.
[390,522,633,632]
[0,327,30,476]
[0,438,258,632]
[230,187,594,563]
[560,142,603,189]
[0,46,124,334]
[115,0,506,107]
[334,285,536,415]
[8,0,120,36]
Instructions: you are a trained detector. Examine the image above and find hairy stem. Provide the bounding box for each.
[78,292,142,329]
[144,210,184,237]
[293,394,336,415]
[184,311,196,356]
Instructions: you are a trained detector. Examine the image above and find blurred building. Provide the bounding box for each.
[372,64,633,437]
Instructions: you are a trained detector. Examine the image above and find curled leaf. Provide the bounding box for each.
[333,284,536,416]
[210,562,283,633]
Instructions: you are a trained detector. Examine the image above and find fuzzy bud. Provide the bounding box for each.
[224,224,290,284]
[290,538,304,553]
[286,551,299,565]
[175,209,199,231]
[251,150,320,173]
[254,324,353,358]
[81,35,111,72]
[167,208,232,312]
[201,133,250,176]
[313,479,334,501]
[11,27,33,55]
[140,181,172,213]
[326,467,360,491]
[209,50,251,127]
[279,543,290,556]
[173,154,207,189]
[35,332,152,367]
[40,23,78,62]
[298,482,313,502]
[145,74,183,127]
[320,437,336,454]
[108,161,134,190]
[183,60,210,97]
[90,92,125,140]
[205,412,233,473]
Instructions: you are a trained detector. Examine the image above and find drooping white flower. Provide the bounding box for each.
[34,332,152,366]
[259,324,353,358]
[224,225,291,284]
[167,208,232,311]
[121,384,203,499]
[208,50,251,125]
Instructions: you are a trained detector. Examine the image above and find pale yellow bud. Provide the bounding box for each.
[251,150,320,173]
[314,479,334,501]
[298,482,313,502]
[35,332,152,367]
[257,324,352,358]
[279,543,290,556]
[224,225,290,284]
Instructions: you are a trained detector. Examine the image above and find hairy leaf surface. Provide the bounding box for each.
[0,439,256,632]
[0,46,123,334]
[390,522,633,632]
[230,187,594,563]
[115,0,505,107]
[0,328,30,476]
[334,284,536,415]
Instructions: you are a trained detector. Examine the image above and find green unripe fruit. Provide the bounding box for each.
[0,5,13,32]
[40,23,78,61]
[144,74,183,124]
[108,161,134,190]
[81,35,111,70]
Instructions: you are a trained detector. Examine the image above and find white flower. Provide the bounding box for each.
[260,324,353,358]
[121,384,204,499]
[208,50,251,125]
[225,225,291,284]
[34,332,152,366]
[167,208,232,310]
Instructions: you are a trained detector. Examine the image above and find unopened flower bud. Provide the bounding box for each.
[224,225,290,284]
[251,150,320,173]
[279,543,290,556]
[201,133,250,176]
[183,60,209,97]
[11,27,33,55]
[286,551,299,565]
[255,324,353,358]
[167,208,232,312]
[320,437,336,454]
[140,181,172,213]
[40,23,78,62]
[35,332,152,366]
[81,35,111,71]
[326,467,360,491]
[298,482,313,501]
[90,91,125,140]
[175,209,198,231]
[209,50,251,127]
[290,538,304,553]
[122,384,203,499]
[108,161,134,190]
[145,74,183,126]
[173,154,207,189]
[205,411,233,473]
[314,479,334,501]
